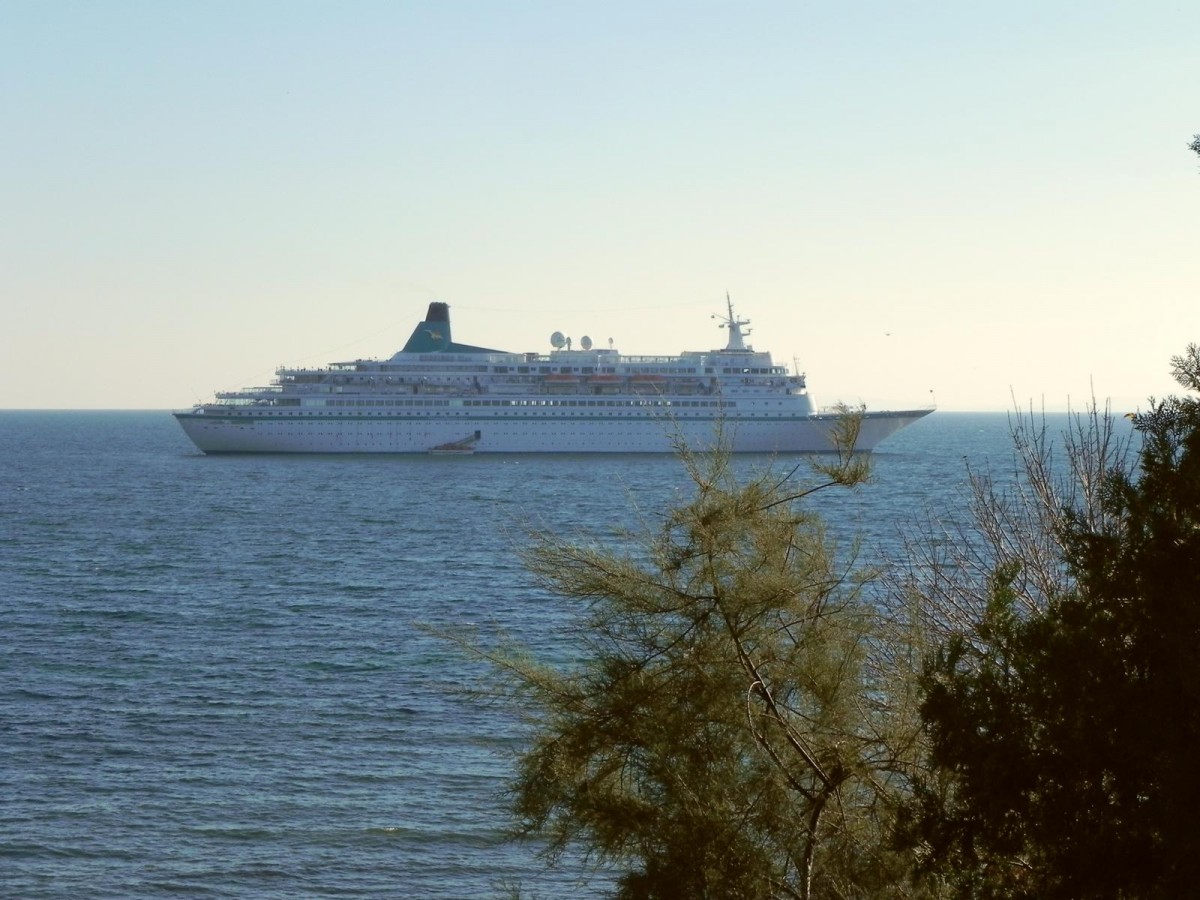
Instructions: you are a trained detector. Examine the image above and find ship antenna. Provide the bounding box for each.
[714,291,751,351]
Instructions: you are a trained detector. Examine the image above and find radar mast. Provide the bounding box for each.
[713,292,752,351]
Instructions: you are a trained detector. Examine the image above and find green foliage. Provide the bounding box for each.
[483,412,933,899]
[906,347,1200,898]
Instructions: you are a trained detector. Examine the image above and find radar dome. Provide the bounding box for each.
[550,331,566,349]
[580,335,593,350]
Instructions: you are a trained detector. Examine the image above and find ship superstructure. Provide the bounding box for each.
[174,300,932,454]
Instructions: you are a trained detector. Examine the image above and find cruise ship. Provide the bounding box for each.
[174,300,932,454]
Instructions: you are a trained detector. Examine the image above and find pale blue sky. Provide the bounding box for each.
[3,1,1197,411]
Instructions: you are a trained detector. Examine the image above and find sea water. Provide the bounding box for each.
[0,410,1037,898]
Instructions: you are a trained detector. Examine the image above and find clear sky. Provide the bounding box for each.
[3,1,1197,412]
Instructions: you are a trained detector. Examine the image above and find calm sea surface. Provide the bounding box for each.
[1,410,1047,898]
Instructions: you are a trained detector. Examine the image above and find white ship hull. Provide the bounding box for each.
[174,406,931,454]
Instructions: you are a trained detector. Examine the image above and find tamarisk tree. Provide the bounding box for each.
[485,414,933,900]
